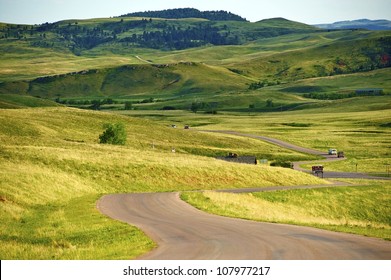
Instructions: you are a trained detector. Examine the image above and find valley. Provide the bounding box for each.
[0,8,390,259]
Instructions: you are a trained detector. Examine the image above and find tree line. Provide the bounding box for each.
[120,24,240,49]
[2,18,240,51]
[120,8,247,22]
[303,91,388,100]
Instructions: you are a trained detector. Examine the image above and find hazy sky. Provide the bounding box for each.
[0,0,390,25]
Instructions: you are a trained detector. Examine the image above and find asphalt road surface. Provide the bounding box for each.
[205,130,391,180]
[98,192,391,260]
[97,132,391,259]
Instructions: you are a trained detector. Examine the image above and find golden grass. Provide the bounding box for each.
[200,191,388,227]
[127,107,391,174]
[182,181,391,239]
[0,107,326,259]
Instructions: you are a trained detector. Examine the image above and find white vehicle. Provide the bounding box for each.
[328,149,337,155]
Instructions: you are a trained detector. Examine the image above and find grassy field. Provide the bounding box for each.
[0,18,317,83]
[1,14,390,259]
[0,94,61,109]
[182,180,391,240]
[1,29,390,98]
[0,107,326,259]
[122,102,391,175]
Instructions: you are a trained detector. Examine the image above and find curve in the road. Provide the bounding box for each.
[203,130,391,180]
[97,131,391,259]
[97,192,391,260]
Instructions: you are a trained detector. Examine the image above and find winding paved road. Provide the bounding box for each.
[204,130,391,180]
[98,191,391,260]
[97,131,391,260]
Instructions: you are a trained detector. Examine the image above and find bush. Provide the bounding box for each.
[99,123,127,145]
[162,106,177,110]
[270,160,293,168]
[124,101,133,110]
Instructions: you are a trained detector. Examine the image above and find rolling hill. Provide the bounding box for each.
[0,9,318,54]
[1,9,390,260]
[0,10,390,112]
[0,107,328,259]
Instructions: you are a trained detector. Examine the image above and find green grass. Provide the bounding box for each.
[125,106,391,174]
[0,94,60,109]
[227,30,391,82]
[0,17,318,83]
[0,107,325,259]
[181,180,391,240]
[0,63,250,105]
[1,15,390,258]
[1,29,390,96]
[2,44,390,114]
[0,40,137,82]
[0,194,154,259]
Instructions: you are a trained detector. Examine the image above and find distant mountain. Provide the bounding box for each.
[120,8,248,22]
[315,19,391,30]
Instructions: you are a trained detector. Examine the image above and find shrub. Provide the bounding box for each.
[162,106,177,110]
[124,101,133,110]
[99,123,127,145]
[270,160,293,168]
[266,99,274,107]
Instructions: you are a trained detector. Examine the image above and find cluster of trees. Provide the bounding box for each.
[55,98,116,106]
[121,8,247,22]
[3,9,389,61]
[270,160,293,168]
[248,79,280,90]
[121,24,240,49]
[54,24,115,50]
[2,17,240,51]
[0,24,33,39]
[249,99,274,109]
[303,91,388,100]
[54,97,157,110]
[0,21,116,51]
[190,101,219,114]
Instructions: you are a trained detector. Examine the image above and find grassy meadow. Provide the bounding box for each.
[182,180,391,240]
[123,104,391,175]
[0,107,326,259]
[1,14,390,259]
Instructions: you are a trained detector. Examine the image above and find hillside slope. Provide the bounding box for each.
[0,14,317,54]
[0,62,250,100]
[0,107,325,259]
[1,14,390,112]
[227,31,391,81]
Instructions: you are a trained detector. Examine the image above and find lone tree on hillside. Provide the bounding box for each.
[99,122,127,145]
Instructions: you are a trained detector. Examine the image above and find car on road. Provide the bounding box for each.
[328,149,337,155]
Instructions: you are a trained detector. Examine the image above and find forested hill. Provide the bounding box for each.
[0,13,317,52]
[120,8,247,22]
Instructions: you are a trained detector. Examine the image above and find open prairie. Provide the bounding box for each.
[0,11,390,259]
[182,180,391,240]
[0,107,327,259]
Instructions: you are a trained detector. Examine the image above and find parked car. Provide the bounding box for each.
[328,149,337,155]
[337,151,345,158]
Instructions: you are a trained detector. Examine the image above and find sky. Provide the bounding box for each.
[0,0,390,25]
